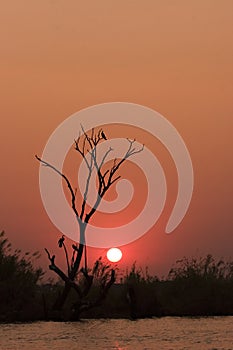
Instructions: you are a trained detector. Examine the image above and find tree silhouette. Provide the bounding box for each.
[36,126,143,317]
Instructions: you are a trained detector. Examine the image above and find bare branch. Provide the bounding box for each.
[110,175,121,186]
[98,146,113,170]
[81,124,93,149]
[45,248,55,265]
[62,242,70,276]
[35,155,79,219]
[85,138,144,222]
[106,140,144,186]
[80,161,93,220]
[74,134,91,170]
[44,248,82,297]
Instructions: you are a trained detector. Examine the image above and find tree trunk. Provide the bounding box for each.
[53,223,86,310]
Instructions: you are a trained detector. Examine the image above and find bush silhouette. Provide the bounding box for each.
[0,233,233,321]
[0,231,44,321]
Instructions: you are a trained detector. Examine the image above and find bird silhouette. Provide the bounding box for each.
[58,235,65,248]
[101,130,107,140]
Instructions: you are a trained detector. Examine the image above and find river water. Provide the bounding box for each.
[0,317,232,350]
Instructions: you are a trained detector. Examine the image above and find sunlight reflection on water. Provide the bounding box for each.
[0,317,232,350]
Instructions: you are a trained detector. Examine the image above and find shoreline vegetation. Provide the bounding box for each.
[1,231,233,322]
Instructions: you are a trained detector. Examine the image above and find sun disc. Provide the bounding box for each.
[107,248,122,263]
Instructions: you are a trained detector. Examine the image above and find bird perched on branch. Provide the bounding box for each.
[101,130,107,140]
[58,235,65,248]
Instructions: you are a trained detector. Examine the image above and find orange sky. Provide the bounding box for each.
[0,1,232,278]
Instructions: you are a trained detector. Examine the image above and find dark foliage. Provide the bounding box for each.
[0,231,44,321]
[161,255,233,316]
[1,232,233,322]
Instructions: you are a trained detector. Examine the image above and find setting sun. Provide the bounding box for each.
[107,248,123,263]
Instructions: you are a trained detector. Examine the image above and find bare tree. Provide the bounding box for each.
[36,126,143,317]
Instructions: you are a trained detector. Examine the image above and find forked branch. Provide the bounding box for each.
[84,138,144,222]
[44,248,82,297]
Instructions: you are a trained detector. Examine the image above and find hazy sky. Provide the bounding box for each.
[1,1,232,278]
